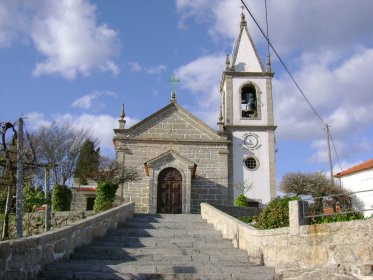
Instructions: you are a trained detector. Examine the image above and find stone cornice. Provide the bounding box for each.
[224,125,277,132]
[220,71,274,91]
[113,137,230,146]
[224,71,274,78]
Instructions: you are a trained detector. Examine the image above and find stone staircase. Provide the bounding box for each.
[38,214,275,280]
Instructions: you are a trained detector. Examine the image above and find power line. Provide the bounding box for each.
[241,0,326,128]
[329,130,343,172]
[240,0,345,173]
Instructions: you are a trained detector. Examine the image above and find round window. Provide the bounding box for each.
[244,157,259,170]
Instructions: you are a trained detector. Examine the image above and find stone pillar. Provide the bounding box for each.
[289,200,309,235]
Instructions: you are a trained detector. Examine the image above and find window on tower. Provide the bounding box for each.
[241,84,257,118]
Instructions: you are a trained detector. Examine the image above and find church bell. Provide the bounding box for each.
[245,93,256,115]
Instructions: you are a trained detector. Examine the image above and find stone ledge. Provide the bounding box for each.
[201,202,373,279]
[0,202,134,280]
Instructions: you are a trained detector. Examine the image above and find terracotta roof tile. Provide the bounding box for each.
[335,159,373,178]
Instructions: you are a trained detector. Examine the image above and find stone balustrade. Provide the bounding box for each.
[201,202,373,279]
[0,202,134,280]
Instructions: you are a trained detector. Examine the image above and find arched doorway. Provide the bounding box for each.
[157,167,182,214]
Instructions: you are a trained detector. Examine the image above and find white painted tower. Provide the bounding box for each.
[219,13,276,205]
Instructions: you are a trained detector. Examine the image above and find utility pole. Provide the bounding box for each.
[326,124,334,187]
[16,118,24,238]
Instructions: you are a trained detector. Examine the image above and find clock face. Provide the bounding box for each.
[243,134,259,148]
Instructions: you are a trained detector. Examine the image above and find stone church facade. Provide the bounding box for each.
[113,13,276,213]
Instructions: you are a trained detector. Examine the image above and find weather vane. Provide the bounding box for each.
[168,74,180,93]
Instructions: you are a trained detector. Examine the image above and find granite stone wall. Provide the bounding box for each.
[115,105,230,214]
[201,202,373,279]
[0,202,134,280]
[120,141,229,213]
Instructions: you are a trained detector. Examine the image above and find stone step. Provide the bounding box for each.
[38,214,275,280]
[70,251,249,263]
[120,221,212,230]
[75,246,248,257]
[89,237,234,249]
[41,262,274,279]
[39,271,274,280]
[127,214,204,223]
[105,228,221,238]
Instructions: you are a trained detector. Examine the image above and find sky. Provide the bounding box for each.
[1,0,373,189]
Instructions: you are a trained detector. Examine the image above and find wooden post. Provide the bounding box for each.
[326,124,334,186]
[45,166,51,231]
[16,118,24,238]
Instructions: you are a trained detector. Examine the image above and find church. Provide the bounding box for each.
[113,13,276,214]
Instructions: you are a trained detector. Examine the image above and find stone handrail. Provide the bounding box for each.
[0,202,134,280]
[201,202,373,278]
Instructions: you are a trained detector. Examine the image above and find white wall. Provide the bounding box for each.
[340,169,373,217]
[232,131,271,204]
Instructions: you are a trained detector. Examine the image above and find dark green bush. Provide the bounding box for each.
[23,187,48,213]
[234,194,249,207]
[93,181,118,213]
[256,196,299,229]
[311,212,365,224]
[51,185,72,211]
[237,216,255,224]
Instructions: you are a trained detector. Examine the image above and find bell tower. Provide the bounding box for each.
[220,12,276,205]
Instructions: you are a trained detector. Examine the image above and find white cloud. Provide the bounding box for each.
[128,62,167,75]
[146,65,167,75]
[71,91,117,110]
[176,0,373,56]
[0,0,120,79]
[128,62,142,72]
[176,0,373,166]
[175,54,225,127]
[25,112,139,155]
[25,112,52,130]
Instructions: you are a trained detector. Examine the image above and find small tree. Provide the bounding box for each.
[93,181,118,212]
[92,162,139,213]
[256,196,299,229]
[23,187,47,213]
[234,194,250,207]
[51,185,72,211]
[74,139,100,185]
[279,172,342,197]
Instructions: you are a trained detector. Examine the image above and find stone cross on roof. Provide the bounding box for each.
[168,74,180,93]
[168,74,180,103]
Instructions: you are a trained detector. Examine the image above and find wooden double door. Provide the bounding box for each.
[157,168,182,214]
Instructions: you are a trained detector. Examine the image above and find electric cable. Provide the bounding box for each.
[241,0,345,173]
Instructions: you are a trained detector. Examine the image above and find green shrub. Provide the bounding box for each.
[51,185,72,211]
[234,194,249,207]
[237,216,255,224]
[23,187,48,213]
[311,212,365,224]
[256,196,298,229]
[93,181,118,213]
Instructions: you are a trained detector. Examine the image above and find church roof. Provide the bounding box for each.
[114,101,226,143]
[230,13,264,72]
[335,159,373,178]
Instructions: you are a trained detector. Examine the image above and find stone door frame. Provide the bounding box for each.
[145,150,196,214]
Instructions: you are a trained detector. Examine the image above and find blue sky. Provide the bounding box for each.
[1,0,373,187]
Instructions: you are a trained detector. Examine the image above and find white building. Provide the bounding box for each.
[335,159,373,217]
